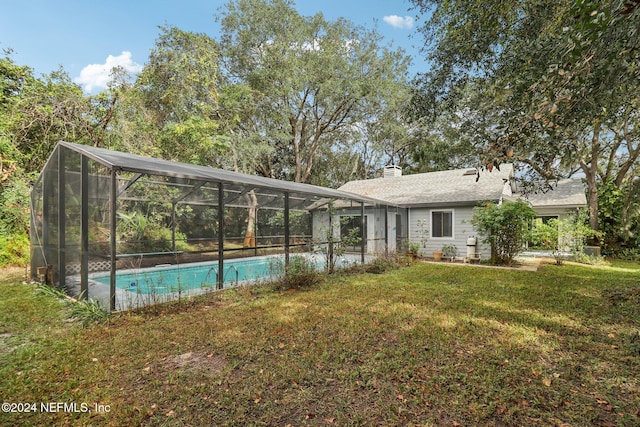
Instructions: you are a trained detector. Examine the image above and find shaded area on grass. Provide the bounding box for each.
[0,261,639,426]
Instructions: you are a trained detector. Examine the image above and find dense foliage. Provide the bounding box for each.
[471,200,536,264]
[0,1,411,266]
[531,209,598,265]
[219,0,410,185]
[1,0,638,266]
[409,0,640,246]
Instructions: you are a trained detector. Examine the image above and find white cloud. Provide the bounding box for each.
[383,15,414,30]
[74,51,142,92]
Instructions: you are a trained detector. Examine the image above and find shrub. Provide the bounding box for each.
[147,227,193,252]
[531,218,564,264]
[0,174,31,235]
[572,251,609,266]
[270,256,321,290]
[441,244,458,259]
[531,209,601,265]
[563,209,600,257]
[471,200,536,265]
[313,202,363,273]
[0,170,31,267]
[365,252,410,274]
[407,242,420,258]
[117,210,194,253]
[36,283,68,299]
[0,232,29,267]
[606,247,640,262]
[69,299,110,327]
[36,283,109,327]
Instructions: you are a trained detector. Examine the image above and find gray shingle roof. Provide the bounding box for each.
[340,165,587,210]
[338,165,514,207]
[523,178,587,208]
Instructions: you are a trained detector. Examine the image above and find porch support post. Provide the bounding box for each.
[284,193,290,266]
[29,183,38,280]
[254,208,259,257]
[42,178,49,264]
[328,211,333,271]
[217,182,224,290]
[57,147,66,290]
[80,155,89,300]
[171,202,176,253]
[384,205,389,256]
[360,202,365,264]
[110,168,117,311]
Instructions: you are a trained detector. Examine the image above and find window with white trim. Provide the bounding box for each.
[431,210,453,238]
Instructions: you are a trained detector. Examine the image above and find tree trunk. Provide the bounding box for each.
[586,168,599,232]
[230,148,258,249]
[581,120,601,242]
[243,190,258,248]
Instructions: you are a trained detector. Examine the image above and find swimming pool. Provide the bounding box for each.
[92,256,288,294]
[91,254,359,295]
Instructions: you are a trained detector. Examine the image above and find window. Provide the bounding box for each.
[431,210,453,238]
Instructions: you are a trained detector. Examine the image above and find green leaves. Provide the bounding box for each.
[139,25,219,119]
[131,26,226,165]
[219,0,410,182]
[471,200,536,264]
[410,0,640,251]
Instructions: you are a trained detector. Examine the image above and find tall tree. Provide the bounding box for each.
[1,55,117,173]
[4,67,88,172]
[352,82,415,178]
[308,83,416,187]
[218,0,411,183]
[135,25,228,164]
[408,84,486,172]
[103,67,163,156]
[0,53,30,178]
[0,53,118,245]
[0,54,32,237]
[410,0,640,236]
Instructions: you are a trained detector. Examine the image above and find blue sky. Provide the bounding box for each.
[1,0,426,93]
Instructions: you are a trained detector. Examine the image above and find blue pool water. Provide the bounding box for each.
[92,256,326,295]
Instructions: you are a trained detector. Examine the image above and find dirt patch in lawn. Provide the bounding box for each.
[161,351,228,375]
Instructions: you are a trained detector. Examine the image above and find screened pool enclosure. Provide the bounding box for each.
[31,142,402,311]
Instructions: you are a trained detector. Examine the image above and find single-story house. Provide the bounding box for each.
[316,164,587,260]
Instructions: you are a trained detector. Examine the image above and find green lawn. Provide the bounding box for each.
[1,260,639,426]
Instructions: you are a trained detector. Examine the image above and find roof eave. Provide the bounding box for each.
[530,203,587,210]
[403,199,501,209]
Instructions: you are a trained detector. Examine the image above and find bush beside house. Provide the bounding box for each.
[471,200,536,265]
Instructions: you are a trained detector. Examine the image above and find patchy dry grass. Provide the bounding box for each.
[0,260,639,426]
